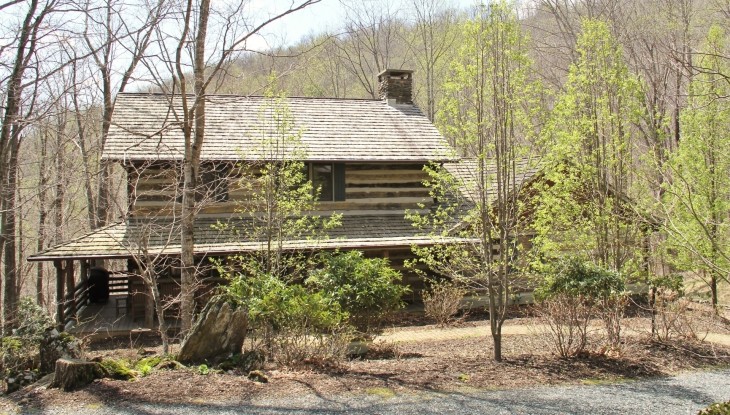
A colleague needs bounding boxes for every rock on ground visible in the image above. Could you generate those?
[39,328,81,374]
[178,298,248,363]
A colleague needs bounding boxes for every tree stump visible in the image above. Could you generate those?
[49,358,101,391]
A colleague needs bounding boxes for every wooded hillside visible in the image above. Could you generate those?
[0,0,728,325]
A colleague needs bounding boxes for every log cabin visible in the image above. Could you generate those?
[27,69,464,333]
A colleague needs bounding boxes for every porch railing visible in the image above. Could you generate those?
[61,272,131,328]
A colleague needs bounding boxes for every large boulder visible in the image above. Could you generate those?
[177,298,248,363]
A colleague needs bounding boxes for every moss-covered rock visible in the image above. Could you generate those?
[98,359,137,380]
[699,402,730,415]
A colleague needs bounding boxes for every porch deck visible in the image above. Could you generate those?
[69,294,180,338]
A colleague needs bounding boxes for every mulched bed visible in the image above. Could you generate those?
[3,315,730,412]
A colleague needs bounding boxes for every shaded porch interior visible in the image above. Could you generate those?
[46,258,220,337]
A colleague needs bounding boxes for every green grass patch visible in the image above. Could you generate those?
[457,373,470,383]
[365,387,396,398]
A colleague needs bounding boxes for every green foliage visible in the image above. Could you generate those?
[222,270,353,365]
[535,258,625,302]
[136,363,153,377]
[533,19,645,276]
[225,271,347,333]
[0,336,26,378]
[663,26,730,305]
[438,1,542,152]
[13,297,53,343]
[412,1,544,362]
[197,364,210,375]
[134,356,163,377]
[99,359,137,380]
[307,251,409,333]
[218,80,341,282]
[698,401,730,415]
[1,297,54,378]
[650,273,684,298]
[136,355,163,368]
[535,258,628,355]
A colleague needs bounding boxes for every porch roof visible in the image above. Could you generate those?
[28,214,468,262]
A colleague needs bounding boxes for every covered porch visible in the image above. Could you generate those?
[34,257,191,336]
[27,215,469,336]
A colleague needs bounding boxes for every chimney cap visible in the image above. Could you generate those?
[377,69,414,79]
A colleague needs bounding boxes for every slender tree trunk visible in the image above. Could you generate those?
[178,0,211,331]
[148,275,169,354]
[53,115,66,256]
[0,0,41,329]
[37,161,48,305]
[1,136,20,327]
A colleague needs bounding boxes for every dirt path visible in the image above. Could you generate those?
[378,321,730,346]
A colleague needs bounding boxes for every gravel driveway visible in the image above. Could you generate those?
[22,369,730,415]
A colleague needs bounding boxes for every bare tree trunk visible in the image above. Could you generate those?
[53,113,67,256]
[148,276,169,354]
[177,0,210,331]
[171,0,318,330]
[0,0,44,328]
[36,144,49,304]
[1,135,20,327]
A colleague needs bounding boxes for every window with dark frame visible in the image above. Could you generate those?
[307,162,345,202]
[311,163,334,201]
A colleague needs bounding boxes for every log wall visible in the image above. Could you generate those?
[128,162,433,216]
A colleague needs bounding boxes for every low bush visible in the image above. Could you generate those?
[197,364,210,375]
[134,356,163,377]
[533,293,592,357]
[1,298,54,380]
[224,272,353,366]
[307,251,409,333]
[422,279,467,326]
[649,274,697,341]
[534,258,626,357]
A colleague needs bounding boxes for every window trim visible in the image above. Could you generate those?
[307,162,345,202]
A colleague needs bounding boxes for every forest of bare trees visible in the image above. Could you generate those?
[0,0,728,332]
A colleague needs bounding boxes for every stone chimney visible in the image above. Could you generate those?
[377,69,413,105]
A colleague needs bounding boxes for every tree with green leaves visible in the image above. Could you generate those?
[410,1,542,362]
[662,26,730,308]
[147,0,319,331]
[532,19,645,276]
[221,84,340,283]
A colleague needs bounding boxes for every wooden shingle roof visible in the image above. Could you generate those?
[28,214,469,261]
[103,93,456,163]
[443,158,541,203]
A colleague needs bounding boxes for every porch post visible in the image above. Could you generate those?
[54,260,64,330]
[145,286,154,329]
[79,260,89,307]
[65,260,75,322]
